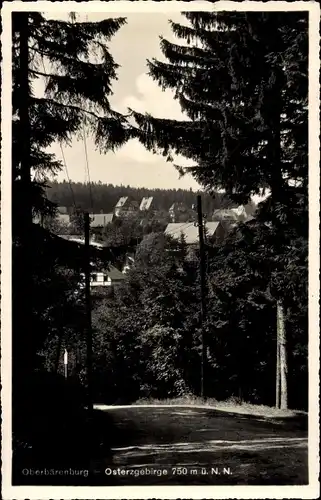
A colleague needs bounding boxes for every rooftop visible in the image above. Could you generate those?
[115,196,129,208]
[90,213,114,228]
[165,222,220,245]
[140,197,153,211]
[106,265,126,281]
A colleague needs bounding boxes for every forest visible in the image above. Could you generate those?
[11,9,309,476]
[46,180,236,215]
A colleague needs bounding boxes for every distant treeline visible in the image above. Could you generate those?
[46,181,236,215]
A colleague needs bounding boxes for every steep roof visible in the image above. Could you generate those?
[165,222,220,245]
[140,197,153,211]
[106,265,126,281]
[90,213,114,228]
[115,196,129,209]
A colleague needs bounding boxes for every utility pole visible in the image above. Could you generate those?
[84,212,93,413]
[276,318,281,408]
[268,68,288,410]
[197,195,207,399]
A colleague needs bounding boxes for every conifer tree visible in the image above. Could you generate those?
[131,11,308,207]
[12,11,132,227]
[130,12,308,408]
[12,11,132,388]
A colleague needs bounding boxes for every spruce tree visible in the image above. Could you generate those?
[131,11,308,207]
[130,12,308,408]
[12,11,131,228]
[12,11,132,419]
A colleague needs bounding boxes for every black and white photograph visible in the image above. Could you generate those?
[1,1,320,499]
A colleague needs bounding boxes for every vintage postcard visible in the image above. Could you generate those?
[1,1,320,499]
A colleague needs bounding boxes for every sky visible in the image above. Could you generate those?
[43,12,201,191]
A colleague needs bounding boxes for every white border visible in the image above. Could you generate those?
[1,2,320,499]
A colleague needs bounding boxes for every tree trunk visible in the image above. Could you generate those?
[276,322,280,408]
[277,301,288,409]
[14,13,33,384]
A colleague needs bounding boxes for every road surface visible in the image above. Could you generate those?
[13,404,307,486]
[90,405,308,485]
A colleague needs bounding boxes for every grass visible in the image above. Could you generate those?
[134,395,307,419]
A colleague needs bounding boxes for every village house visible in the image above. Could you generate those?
[139,197,155,212]
[90,265,126,288]
[114,196,139,217]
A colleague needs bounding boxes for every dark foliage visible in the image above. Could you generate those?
[12,11,133,469]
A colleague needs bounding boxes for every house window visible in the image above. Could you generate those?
[103,275,108,282]
[91,274,97,282]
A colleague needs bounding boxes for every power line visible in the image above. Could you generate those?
[40,55,77,211]
[82,127,94,214]
[197,195,207,399]
[59,143,77,210]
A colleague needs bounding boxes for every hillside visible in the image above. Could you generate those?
[46,181,239,215]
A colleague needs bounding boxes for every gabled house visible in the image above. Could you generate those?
[90,265,126,288]
[114,196,128,216]
[139,197,154,212]
[114,196,139,217]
